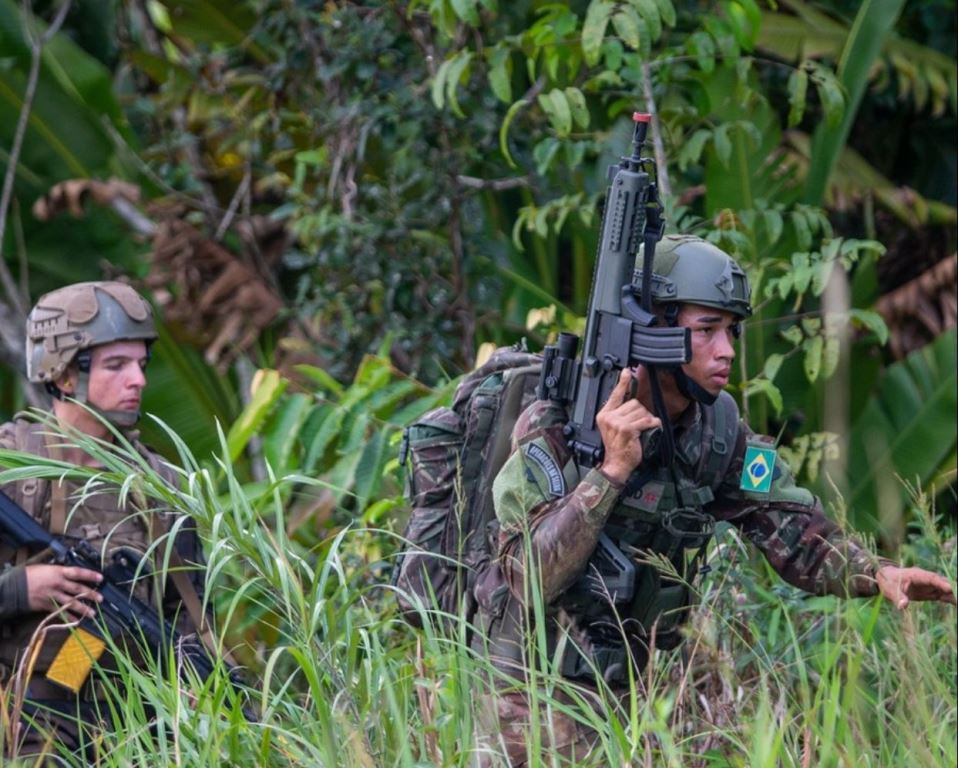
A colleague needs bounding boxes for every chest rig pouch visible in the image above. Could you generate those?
[562,392,739,677]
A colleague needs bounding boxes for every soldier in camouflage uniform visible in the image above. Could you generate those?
[474,236,955,767]
[0,282,207,763]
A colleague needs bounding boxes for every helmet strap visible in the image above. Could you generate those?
[71,351,141,429]
[662,303,718,406]
[672,367,718,406]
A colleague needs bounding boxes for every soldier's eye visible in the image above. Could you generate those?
[730,323,741,339]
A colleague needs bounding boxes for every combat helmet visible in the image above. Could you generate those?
[26,281,156,427]
[635,234,752,404]
[636,234,752,319]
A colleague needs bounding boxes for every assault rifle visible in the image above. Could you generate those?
[537,112,690,467]
[0,489,254,720]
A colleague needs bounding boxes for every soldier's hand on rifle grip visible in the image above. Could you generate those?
[26,564,103,620]
[596,368,662,485]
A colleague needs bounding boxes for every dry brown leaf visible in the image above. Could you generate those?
[876,253,957,358]
[32,178,141,221]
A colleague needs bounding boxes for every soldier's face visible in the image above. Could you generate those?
[84,341,149,414]
[677,304,739,397]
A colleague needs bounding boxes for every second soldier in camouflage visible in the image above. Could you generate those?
[472,235,956,767]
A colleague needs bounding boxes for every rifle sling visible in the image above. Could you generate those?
[147,515,236,667]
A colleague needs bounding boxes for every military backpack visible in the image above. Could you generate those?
[392,344,541,632]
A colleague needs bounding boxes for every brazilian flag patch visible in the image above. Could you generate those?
[740,444,777,493]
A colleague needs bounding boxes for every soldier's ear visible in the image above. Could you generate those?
[55,371,75,395]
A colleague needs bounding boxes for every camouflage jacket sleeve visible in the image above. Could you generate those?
[0,420,30,620]
[710,422,893,598]
[492,400,624,604]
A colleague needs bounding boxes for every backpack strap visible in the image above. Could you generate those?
[9,419,54,566]
[700,392,740,491]
[40,430,69,537]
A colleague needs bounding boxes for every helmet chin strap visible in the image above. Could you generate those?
[661,304,718,406]
[72,367,141,430]
[671,367,718,406]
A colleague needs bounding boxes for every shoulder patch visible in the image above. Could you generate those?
[524,442,567,497]
[740,443,777,493]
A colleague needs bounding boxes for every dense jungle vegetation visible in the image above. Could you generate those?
[0,1,955,765]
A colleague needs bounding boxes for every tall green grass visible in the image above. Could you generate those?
[0,415,954,767]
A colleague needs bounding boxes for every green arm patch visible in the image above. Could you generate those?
[740,444,777,494]
[522,440,568,498]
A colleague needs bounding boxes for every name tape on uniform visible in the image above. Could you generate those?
[740,444,777,494]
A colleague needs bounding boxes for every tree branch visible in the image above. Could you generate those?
[641,63,671,201]
[456,174,533,191]
[0,1,72,407]
[0,0,73,321]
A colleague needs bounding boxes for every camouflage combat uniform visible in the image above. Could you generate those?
[472,395,891,766]
[0,414,206,762]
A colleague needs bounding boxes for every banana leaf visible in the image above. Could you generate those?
[844,327,957,535]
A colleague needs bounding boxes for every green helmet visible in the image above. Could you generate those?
[636,234,752,319]
[26,281,156,383]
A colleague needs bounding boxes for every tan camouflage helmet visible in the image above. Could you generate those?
[26,281,156,383]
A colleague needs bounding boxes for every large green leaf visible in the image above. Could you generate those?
[157,1,270,63]
[226,369,288,461]
[804,0,906,206]
[844,328,958,533]
[784,131,957,227]
[139,322,240,461]
[0,1,123,193]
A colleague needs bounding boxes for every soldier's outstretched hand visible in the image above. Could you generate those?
[597,367,661,485]
[875,565,956,610]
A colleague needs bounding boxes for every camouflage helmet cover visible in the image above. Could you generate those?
[26,281,156,383]
[635,234,752,318]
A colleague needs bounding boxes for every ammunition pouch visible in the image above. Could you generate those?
[650,506,714,555]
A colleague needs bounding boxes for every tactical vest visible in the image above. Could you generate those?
[0,417,176,681]
[483,392,740,685]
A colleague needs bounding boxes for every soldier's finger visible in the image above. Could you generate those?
[63,579,103,602]
[640,414,663,431]
[896,577,910,609]
[913,572,955,603]
[52,592,78,612]
[63,567,103,585]
[603,369,633,409]
[63,600,96,622]
[611,398,645,417]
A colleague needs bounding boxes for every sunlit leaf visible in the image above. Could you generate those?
[582,0,614,67]
[803,334,823,381]
[787,66,808,127]
[227,369,288,461]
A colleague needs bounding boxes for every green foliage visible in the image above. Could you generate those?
[804,0,907,206]
[227,352,454,536]
[0,0,143,292]
[3,419,954,766]
[0,0,954,579]
[845,328,958,535]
